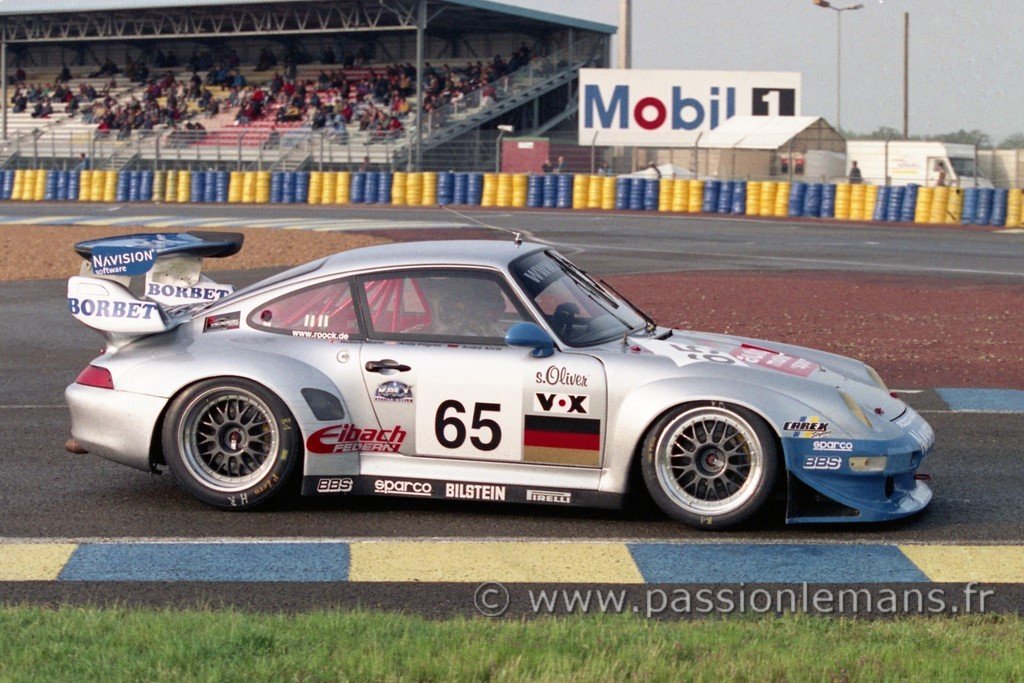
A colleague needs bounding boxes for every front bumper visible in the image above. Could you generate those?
[65,383,167,472]
[782,408,935,524]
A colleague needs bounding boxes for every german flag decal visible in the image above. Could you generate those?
[523,415,601,467]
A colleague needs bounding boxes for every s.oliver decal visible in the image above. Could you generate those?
[535,365,590,387]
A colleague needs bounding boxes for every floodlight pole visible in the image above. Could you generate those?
[813,2,863,131]
[412,0,426,171]
[1,34,7,141]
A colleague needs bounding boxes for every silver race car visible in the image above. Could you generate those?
[65,233,934,528]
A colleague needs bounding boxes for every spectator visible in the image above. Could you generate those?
[848,160,863,184]
[554,156,567,173]
[541,159,553,174]
[597,161,611,175]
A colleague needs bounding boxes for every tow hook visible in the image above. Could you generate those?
[65,438,89,454]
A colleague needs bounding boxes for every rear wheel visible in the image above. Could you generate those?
[162,378,300,509]
[641,404,777,529]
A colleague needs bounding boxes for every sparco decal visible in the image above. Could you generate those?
[803,456,842,471]
[535,366,589,387]
[812,440,853,452]
[373,479,432,496]
[525,489,572,504]
[444,483,506,501]
[534,392,589,415]
[91,246,156,276]
[306,424,407,454]
[316,477,354,493]
[68,297,158,319]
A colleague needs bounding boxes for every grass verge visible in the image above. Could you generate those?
[1,608,1022,681]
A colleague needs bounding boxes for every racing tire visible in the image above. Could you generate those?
[162,378,301,510]
[641,403,778,530]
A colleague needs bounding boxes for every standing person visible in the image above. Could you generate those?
[554,156,567,173]
[541,159,552,174]
[934,161,948,187]
[597,161,611,175]
[848,160,863,184]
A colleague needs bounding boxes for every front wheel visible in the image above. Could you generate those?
[641,404,777,529]
[162,378,300,509]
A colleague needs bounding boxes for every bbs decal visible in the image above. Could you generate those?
[803,456,842,471]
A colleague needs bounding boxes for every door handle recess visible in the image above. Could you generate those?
[365,359,411,373]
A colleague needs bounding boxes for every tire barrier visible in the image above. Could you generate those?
[929,186,949,224]
[974,187,994,226]
[774,182,790,217]
[991,188,1008,227]
[422,172,438,206]
[873,187,890,222]
[788,182,806,217]
[453,173,469,206]
[482,173,498,208]
[899,184,918,223]
[526,174,543,208]
[390,171,407,205]
[745,181,760,216]
[820,183,835,219]
[961,188,979,225]
[715,180,732,214]
[437,171,454,206]
[574,174,590,210]
[850,183,866,220]
[588,175,603,209]
[834,183,851,220]
[542,174,557,209]
[673,178,690,213]
[864,185,879,221]
[1007,188,1022,227]
[614,177,629,210]
[701,179,719,213]
[511,173,528,208]
[332,171,349,205]
[270,172,284,203]
[731,182,746,215]
[308,171,323,205]
[405,172,422,206]
[803,183,822,218]
[1,170,14,200]
[190,171,206,203]
[364,171,379,205]
[914,187,933,223]
[349,172,365,204]
[601,176,616,211]
[497,173,513,208]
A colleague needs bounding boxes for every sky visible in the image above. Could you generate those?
[509,0,1024,142]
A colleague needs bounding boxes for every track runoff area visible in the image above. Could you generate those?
[2,203,1024,618]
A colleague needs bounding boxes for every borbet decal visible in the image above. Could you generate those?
[147,282,233,304]
[307,423,408,454]
[90,246,156,276]
[523,415,601,467]
[534,392,589,415]
[69,297,159,320]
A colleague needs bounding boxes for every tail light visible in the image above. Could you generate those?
[76,365,114,389]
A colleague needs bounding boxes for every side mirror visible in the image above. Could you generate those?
[505,322,555,358]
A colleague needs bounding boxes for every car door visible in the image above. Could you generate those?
[354,267,608,469]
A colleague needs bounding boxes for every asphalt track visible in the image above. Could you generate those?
[2,203,1024,614]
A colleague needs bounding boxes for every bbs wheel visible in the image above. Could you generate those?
[162,378,300,509]
[641,404,777,529]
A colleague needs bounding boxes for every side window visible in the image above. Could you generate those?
[360,270,529,342]
[249,279,361,340]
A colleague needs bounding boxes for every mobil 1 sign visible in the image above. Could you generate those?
[579,69,801,147]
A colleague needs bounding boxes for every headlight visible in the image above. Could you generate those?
[849,456,887,472]
[840,390,872,429]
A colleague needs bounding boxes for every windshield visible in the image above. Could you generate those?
[949,157,981,178]
[510,250,649,345]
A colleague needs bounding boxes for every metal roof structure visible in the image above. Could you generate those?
[0,0,615,43]
[699,116,836,150]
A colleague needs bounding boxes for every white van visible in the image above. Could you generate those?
[845,141,993,188]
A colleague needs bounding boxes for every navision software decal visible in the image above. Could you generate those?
[91,246,156,276]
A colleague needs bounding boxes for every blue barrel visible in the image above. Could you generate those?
[67,171,79,200]
[557,174,574,208]
[991,188,1009,226]
[961,187,978,225]
[214,171,229,202]
[714,180,732,214]
[350,172,365,204]
[542,174,558,208]
[467,172,484,205]
[453,172,469,205]
[1,170,13,200]
[803,183,822,218]
[140,171,153,201]
[115,171,130,202]
[885,186,905,222]
[628,177,645,210]
[54,170,67,200]
[642,178,659,211]
[974,188,994,226]
[43,170,57,200]
[126,171,139,202]
[377,172,392,204]
[788,182,807,217]
[701,180,720,213]
[363,171,379,204]
[201,171,215,203]
[282,172,297,203]
[294,171,310,203]
[872,187,889,221]
[270,172,284,203]
[436,171,453,206]
[526,174,543,208]
[820,183,837,218]
[899,184,918,222]
[614,177,630,210]
[731,181,747,214]
[189,171,205,203]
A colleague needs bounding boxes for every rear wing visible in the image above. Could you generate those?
[69,231,243,348]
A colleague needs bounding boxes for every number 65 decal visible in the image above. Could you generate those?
[435,400,502,451]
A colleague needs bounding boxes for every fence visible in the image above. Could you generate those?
[0,167,1020,228]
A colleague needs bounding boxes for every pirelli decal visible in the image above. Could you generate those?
[523,415,601,467]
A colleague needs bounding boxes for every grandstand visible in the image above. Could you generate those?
[0,0,614,172]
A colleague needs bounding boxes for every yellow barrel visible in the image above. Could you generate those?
[687,180,704,213]
[90,169,105,201]
[391,172,407,205]
[834,183,851,220]
[672,177,689,212]
[78,170,93,201]
[177,170,191,203]
[601,176,616,210]
[914,187,933,223]
[745,182,761,216]
[405,172,423,206]
[481,173,497,207]
[102,170,117,202]
[512,173,528,208]
[321,172,337,205]
[335,171,351,205]
[863,185,878,221]
[849,183,866,220]
[241,171,256,203]
[152,171,166,203]
[497,173,514,208]
[945,188,963,223]
[929,186,949,224]
[658,178,673,211]
[163,169,177,203]
[1006,188,1022,227]
[759,181,776,216]
[227,171,243,203]
[308,171,323,205]
[586,175,602,209]
[773,182,790,217]
[571,174,589,209]
[422,172,438,205]
[255,171,271,204]
[32,170,46,201]
[11,169,25,201]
